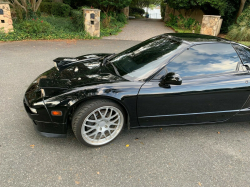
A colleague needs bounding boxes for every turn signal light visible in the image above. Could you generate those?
[51,111,62,116]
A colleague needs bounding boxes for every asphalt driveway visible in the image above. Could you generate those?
[1,39,250,187]
[104,19,174,41]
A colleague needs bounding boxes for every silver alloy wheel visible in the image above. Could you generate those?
[81,106,124,146]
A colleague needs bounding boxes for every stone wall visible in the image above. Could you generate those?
[0,2,13,33]
[200,15,223,36]
[83,9,101,37]
[164,5,204,23]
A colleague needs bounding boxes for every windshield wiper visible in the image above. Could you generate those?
[102,53,116,66]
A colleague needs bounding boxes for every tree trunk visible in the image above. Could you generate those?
[236,0,246,23]
[53,0,63,3]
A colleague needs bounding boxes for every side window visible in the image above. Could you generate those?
[161,43,240,78]
[232,44,250,64]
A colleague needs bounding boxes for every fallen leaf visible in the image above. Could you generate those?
[126,144,129,147]
[97,172,100,175]
[30,145,35,148]
[198,182,202,186]
[217,132,220,134]
[75,181,80,184]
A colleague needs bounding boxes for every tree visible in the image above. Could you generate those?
[8,0,43,18]
[236,0,247,22]
[91,0,132,13]
[131,0,161,8]
[166,0,228,16]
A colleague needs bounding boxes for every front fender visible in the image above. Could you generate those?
[44,82,143,127]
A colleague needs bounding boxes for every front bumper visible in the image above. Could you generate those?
[32,120,67,138]
[24,98,67,138]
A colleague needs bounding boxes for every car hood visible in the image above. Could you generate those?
[39,53,126,88]
[25,53,127,106]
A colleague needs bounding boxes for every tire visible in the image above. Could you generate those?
[72,99,125,147]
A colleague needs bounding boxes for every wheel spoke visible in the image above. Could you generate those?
[93,133,98,140]
[88,131,97,137]
[111,117,120,123]
[108,130,112,136]
[86,119,97,123]
[110,113,118,119]
[84,124,96,128]
[98,109,103,117]
[103,108,108,118]
[93,113,97,120]
[85,128,94,134]
[102,132,106,138]
[110,123,119,126]
[108,109,113,118]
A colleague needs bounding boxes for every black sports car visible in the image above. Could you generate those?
[24,33,250,147]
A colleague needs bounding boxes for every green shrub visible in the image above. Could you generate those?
[51,3,71,17]
[227,5,250,41]
[100,12,127,37]
[165,13,201,33]
[116,13,127,24]
[40,2,71,17]
[40,2,53,15]
[43,16,75,32]
[71,10,84,32]
[0,16,94,41]
[166,13,178,27]
[17,19,53,35]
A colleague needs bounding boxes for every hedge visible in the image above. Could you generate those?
[40,2,72,17]
[71,10,84,32]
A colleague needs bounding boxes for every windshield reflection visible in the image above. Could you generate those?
[108,34,187,81]
[167,43,241,77]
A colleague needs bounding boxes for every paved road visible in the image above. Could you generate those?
[1,40,250,187]
[104,19,174,41]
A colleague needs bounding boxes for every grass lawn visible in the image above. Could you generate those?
[173,28,193,33]
[167,26,198,34]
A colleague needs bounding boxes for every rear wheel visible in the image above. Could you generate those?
[72,100,125,147]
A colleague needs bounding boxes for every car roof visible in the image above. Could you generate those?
[166,33,230,45]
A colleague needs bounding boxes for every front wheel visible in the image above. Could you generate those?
[72,100,125,147]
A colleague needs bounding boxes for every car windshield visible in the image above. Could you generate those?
[106,34,187,81]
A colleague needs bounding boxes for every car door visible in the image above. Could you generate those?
[137,43,250,126]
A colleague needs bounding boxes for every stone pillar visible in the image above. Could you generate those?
[0,2,13,33]
[200,15,223,36]
[83,9,101,37]
[122,6,129,18]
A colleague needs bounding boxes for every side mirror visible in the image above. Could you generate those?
[159,72,182,88]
